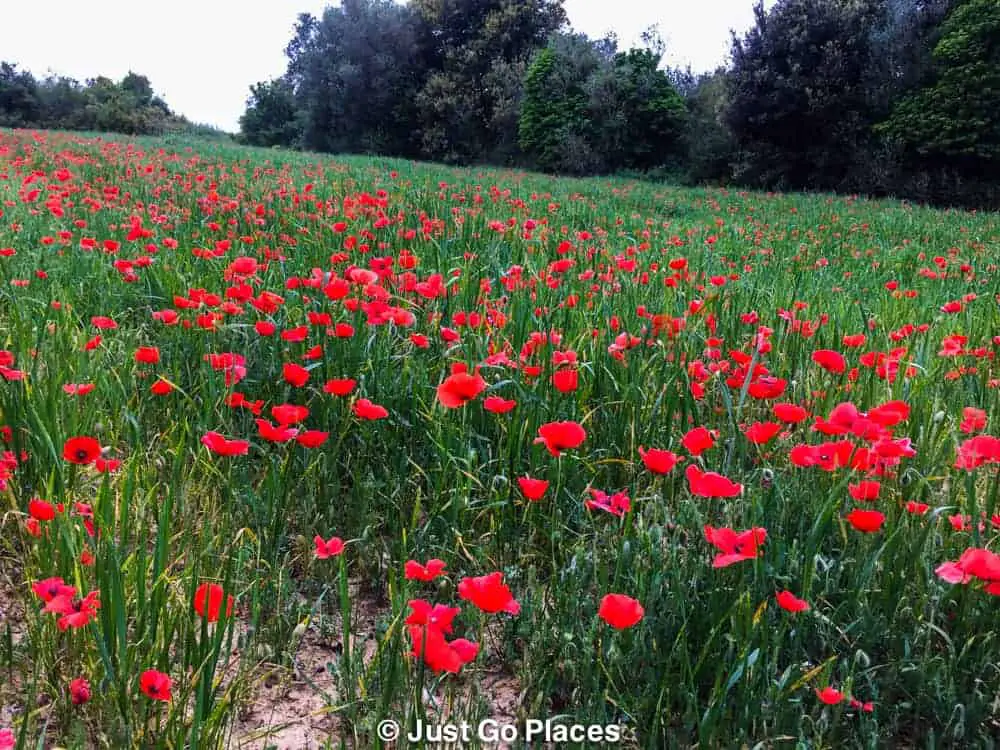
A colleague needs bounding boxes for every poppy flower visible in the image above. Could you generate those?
[353,398,388,420]
[845,509,885,533]
[638,447,681,475]
[407,622,478,674]
[534,421,586,457]
[585,488,631,517]
[255,320,276,336]
[193,582,234,622]
[848,481,881,501]
[597,594,644,629]
[69,676,91,705]
[457,572,520,615]
[812,349,846,374]
[816,686,844,705]
[134,346,160,364]
[140,669,172,702]
[773,403,808,423]
[314,535,345,558]
[255,419,298,442]
[32,576,76,603]
[960,407,988,434]
[63,436,101,465]
[150,378,174,395]
[46,590,100,630]
[552,368,578,393]
[1,728,14,749]
[404,559,447,582]
[775,591,810,613]
[744,421,782,444]
[28,497,57,521]
[272,404,309,424]
[681,426,715,456]
[517,476,549,501]
[405,599,460,633]
[201,432,249,456]
[437,371,487,409]
[686,465,743,498]
[703,525,767,567]
[484,395,516,414]
[323,378,356,396]
[296,430,329,448]
[283,362,310,387]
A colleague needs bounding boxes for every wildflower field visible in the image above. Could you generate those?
[1,129,1000,749]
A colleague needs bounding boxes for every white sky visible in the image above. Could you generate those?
[1,0,773,133]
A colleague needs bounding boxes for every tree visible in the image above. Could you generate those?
[518,33,606,173]
[585,47,687,172]
[879,0,1000,168]
[0,63,41,127]
[239,78,301,147]
[726,0,884,189]
[278,0,425,156]
[411,0,567,162]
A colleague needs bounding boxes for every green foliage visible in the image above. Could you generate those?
[726,0,885,189]
[238,78,301,148]
[0,64,188,135]
[879,0,1000,166]
[518,32,686,175]
[585,47,687,172]
[282,0,425,157]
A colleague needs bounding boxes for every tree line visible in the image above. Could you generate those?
[0,65,223,137]
[241,0,999,208]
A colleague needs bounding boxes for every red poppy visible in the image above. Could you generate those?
[744,421,782,444]
[407,622,478,674]
[323,378,356,396]
[140,669,172,702]
[255,419,298,442]
[90,316,117,330]
[437,371,487,409]
[960,407,988,434]
[63,436,101,465]
[283,362,310,387]
[353,398,388,420]
[703,525,767,567]
[484,395,516,413]
[534,421,586,457]
[404,559,447,581]
[585,488,631,517]
[457,572,520,615]
[150,378,174,395]
[552,368,578,393]
[296,430,329,448]
[812,349,846,374]
[845,508,885,533]
[134,346,160,364]
[517,476,549,501]
[848,481,881,501]
[681,426,715,456]
[314,535,345,558]
[773,403,808,423]
[193,582,234,622]
[597,594,644,629]
[775,591,810,613]
[200,432,250,456]
[686,465,743,498]
[69,676,91,705]
[816,686,844,705]
[28,497,57,521]
[271,404,309,424]
[638,447,681,475]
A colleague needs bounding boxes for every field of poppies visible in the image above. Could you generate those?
[1,129,999,748]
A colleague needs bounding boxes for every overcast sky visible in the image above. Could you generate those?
[2,0,773,133]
